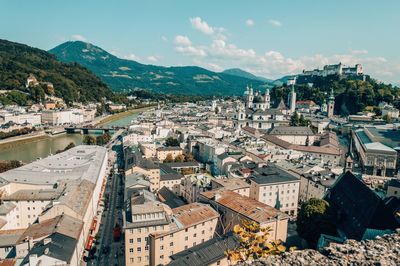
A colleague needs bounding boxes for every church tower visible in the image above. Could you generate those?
[327,88,335,118]
[246,85,254,108]
[264,88,271,109]
[288,78,296,114]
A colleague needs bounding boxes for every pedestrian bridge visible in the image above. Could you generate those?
[65,126,126,134]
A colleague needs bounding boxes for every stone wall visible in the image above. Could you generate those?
[246,230,400,265]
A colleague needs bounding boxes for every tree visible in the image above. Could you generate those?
[289,112,299,126]
[164,153,174,163]
[382,114,392,123]
[55,142,75,154]
[165,137,180,147]
[83,135,96,145]
[226,220,288,264]
[96,133,111,146]
[174,154,185,163]
[296,198,336,247]
[183,153,195,162]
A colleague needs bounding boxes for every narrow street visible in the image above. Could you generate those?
[81,135,125,266]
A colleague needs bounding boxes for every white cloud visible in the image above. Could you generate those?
[147,55,158,63]
[173,17,399,84]
[268,19,282,27]
[175,46,207,57]
[210,39,256,59]
[123,53,141,61]
[161,36,168,42]
[174,35,192,46]
[246,19,254,27]
[71,34,87,41]
[190,17,214,35]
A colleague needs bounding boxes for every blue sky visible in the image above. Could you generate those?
[1,0,399,83]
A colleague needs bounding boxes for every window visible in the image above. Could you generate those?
[129,248,134,253]
[137,257,141,262]
[185,228,188,232]
[194,225,197,229]
[137,247,141,252]
[27,207,30,210]
[193,242,196,246]
[160,245,164,250]
[145,256,149,261]
[185,236,188,241]
[130,258,134,263]
[137,238,141,243]
[160,255,164,259]
[202,230,205,235]
[129,238,133,243]
[202,222,205,226]
[28,215,31,218]
[170,242,174,246]
[202,239,205,243]
[217,261,221,265]
[193,233,197,237]
[145,245,149,251]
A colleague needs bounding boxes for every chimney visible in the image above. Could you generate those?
[214,193,221,201]
[43,238,52,245]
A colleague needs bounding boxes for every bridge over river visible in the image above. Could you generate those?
[65,126,126,134]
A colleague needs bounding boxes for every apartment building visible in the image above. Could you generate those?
[199,190,289,242]
[0,145,108,264]
[124,191,172,266]
[124,191,219,266]
[211,178,250,197]
[248,165,300,216]
[149,203,219,265]
[156,147,183,161]
[125,159,161,192]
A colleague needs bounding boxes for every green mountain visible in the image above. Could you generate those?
[0,39,113,104]
[49,41,268,95]
[222,68,273,83]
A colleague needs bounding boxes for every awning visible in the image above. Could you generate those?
[91,218,98,231]
[85,236,94,250]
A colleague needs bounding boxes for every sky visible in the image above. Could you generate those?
[1,0,400,83]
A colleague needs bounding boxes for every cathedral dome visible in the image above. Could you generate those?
[253,95,264,103]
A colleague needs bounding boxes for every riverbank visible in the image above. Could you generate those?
[0,105,154,151]
[96,105,154,126]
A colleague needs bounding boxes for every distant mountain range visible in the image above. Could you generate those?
[222,68,273,83]
[49,41,274,95]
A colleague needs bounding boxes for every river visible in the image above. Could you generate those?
[0,112,139,162]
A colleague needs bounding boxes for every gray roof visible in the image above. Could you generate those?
[158,187,186,209]
[163,162,200,168]
[125,172,151,189]
[21,233,77,265]
[0,202,16,215]
[270,126,314,136]
[250,165,299,185]
[0,145,107,186]
[168,233,239,266]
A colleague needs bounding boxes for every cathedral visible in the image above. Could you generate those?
[234,85,289,130]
